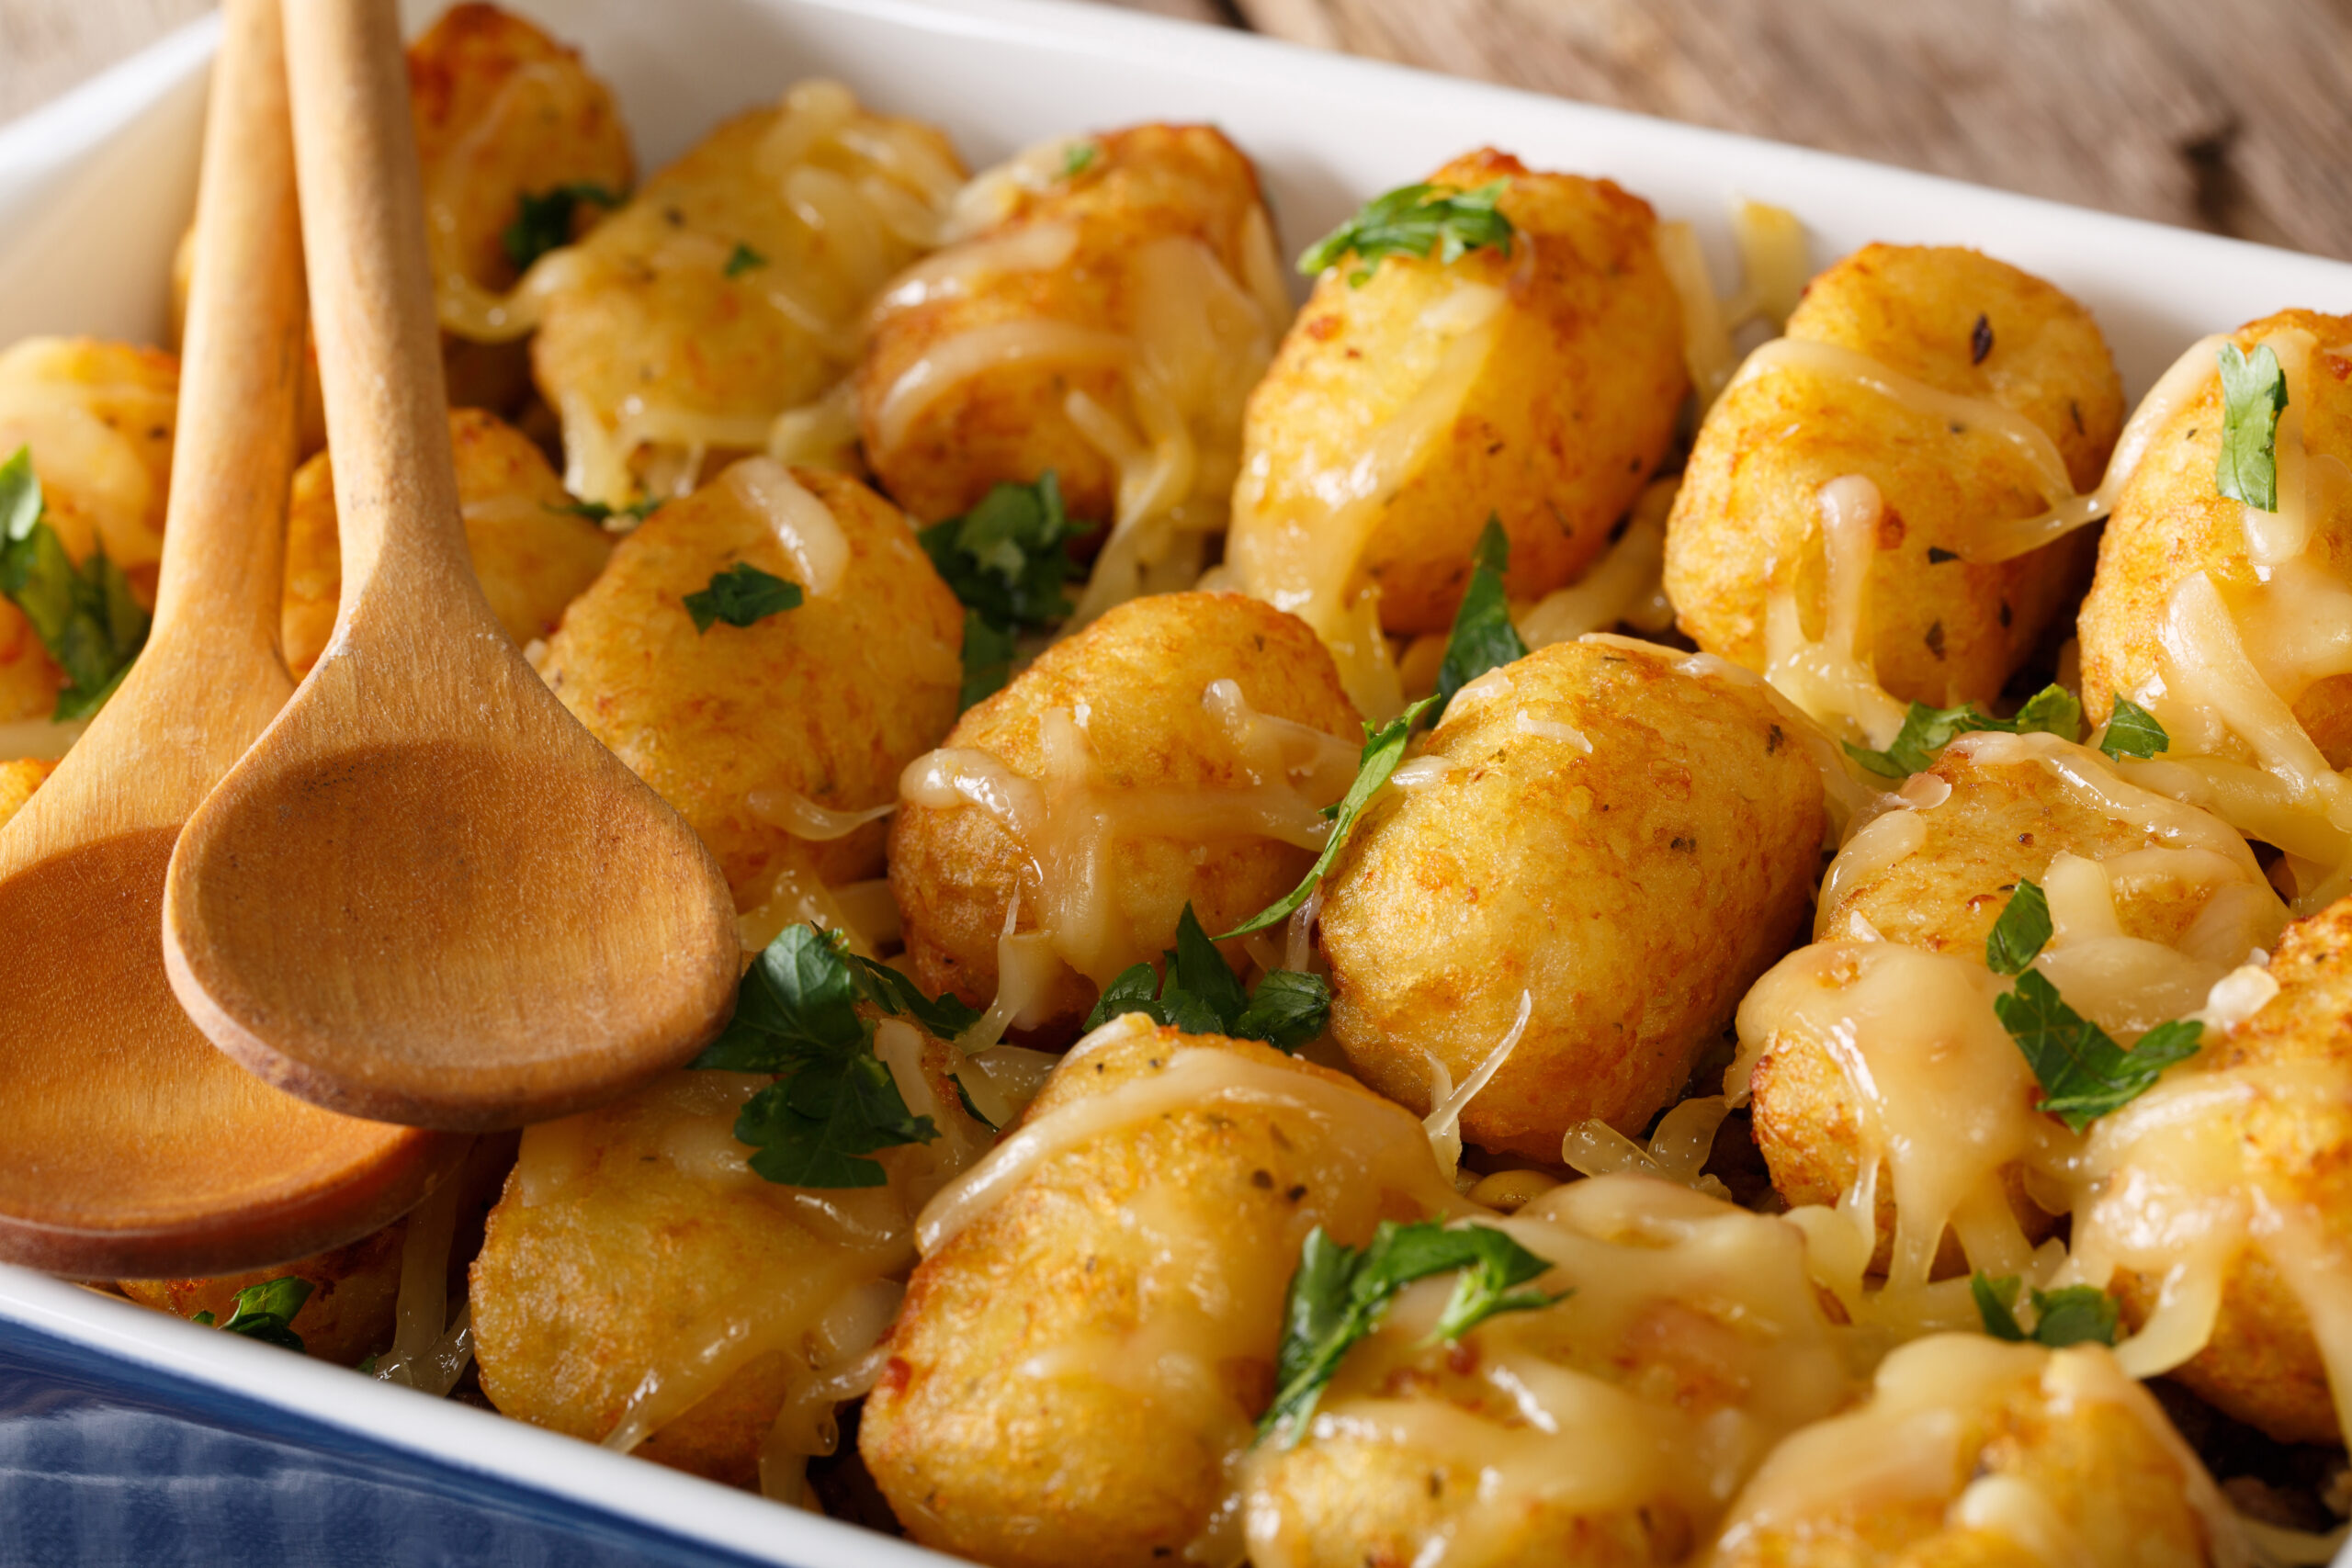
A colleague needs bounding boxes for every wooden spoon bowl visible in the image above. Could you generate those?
[0,0,460,1279]
[161,0,739,1132]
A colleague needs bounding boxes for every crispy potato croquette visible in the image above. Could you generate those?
[1318,637,1824,1159]
[1708,1336,2246,1567]
[1240,1177,1859,1568]
[2077,310,2352,763]
[859,122,1283,530]
[282,408,610,676]
[0,759,54,832]
[888,591,1361,1039]
[1229,149,1686,641]
[0,338,179,720]
[539,459,963,905]
[534,82,960,506]
[1664,244,2122,714]
[859,1021,1463,1568]
[473,1021,988,1490]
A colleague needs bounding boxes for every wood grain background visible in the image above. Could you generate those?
[4,0,2349,259]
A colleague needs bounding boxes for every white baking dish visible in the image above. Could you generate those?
[0,1,2346,1562]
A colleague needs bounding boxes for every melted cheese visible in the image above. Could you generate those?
[1227,274,1512,720]
[374,1153,477,1397]
[1656,200,1808,407]
[1561,1093,1732,1200]
[899,685,1354,989]
[721,457,849,594]
[1243,1176,1860,1568]
[1711,1336,2251,1568]
[1515,477,1679,647]
[1761,472,1910,746]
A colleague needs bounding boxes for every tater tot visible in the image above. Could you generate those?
[539,460,963,905]
[888,591,1361,1038]
[472,1018,988,1490]
[1240,1176,1858,1568]
[0,759,54,832]
[119,1226,404,1368]
[1708,1335,2247,1567]
[858,122,1283,531]
[281,408,610,676]
[1318,637,1824,1159]
[533,82,961,506]
[858,1021,1464,1568]
[1743,731,2284,1276]
[1664,244,2122,716]
[0,338,178,720]
[2076,310,2352,766]
[1228,149,1686,650]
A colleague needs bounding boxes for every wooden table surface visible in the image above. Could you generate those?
[4,0,2349,260]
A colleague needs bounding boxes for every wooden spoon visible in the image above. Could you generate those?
[0,0,465,1278]
[161,0,740,1132]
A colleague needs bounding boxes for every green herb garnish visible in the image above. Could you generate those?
[690,924,941,1188]
[2098,696,2169,761]
[684,562,803,633]
[1061,142,1099,178]
[956,610,1019,712]
[547,497,660,526]
[191,1276,313,1351]
[1083,904,1330,1053]
[1841,683,2081,780]
[1983,882,2205,1132]
[502,181,623,273]
[1972,1273,2120,1348]
[1299,180,1514,288]
[723,242,767,278]
[919,472,1098,635]
[2216,342,2288,513]
[0,446,149,720]
[1220,695,1439,940]
[1432,515,1527,719]
[1261,1219,1562,1444]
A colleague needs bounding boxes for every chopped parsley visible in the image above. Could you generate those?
[2098,696,2169,761]
[1972,1273,2120,1348]
[920,473,1100,712]
[1842,682,2080,780]
[1432,515,1528,719]
[502,181,623,273]
[956,611,1019,712]
[1260,1219,1562,1444]
[191,1276,312,1351]
[1084,904,1330,1053]
[1984,881,2205,1133]
[684,562,802,632]
[1298,180,1514,288]
[1220,694,1439,940]
[0,446,149,720]
[2215,341,2288,513]
[723,242,767,278]
[547,497,660,526]
[689,924,941,1188]
[1061,141,1099,179]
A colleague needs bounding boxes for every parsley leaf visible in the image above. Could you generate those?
[2216,342,2288,513]
[1062,142,1099,178]
[0,446,149,720]
[1299,180,1515,288]
[1432,515,1528,719]
[547,497,660,526]
[1983,878,2052,976]
[1996,968,2204,1133]
[1842,682,2081,780]
[2098,696,2168,761]
[723,243,767,278]
[1081,904,1331,1052]
[956,610,1018,713]
[684,562,802,633]
[502,181,623,273]
[919,472,1098,634]
[1972,1273,2120,1348]
[1260,1219,1562,1443]
[690,924,940,1188]
[192,1276,313,1351]
[844,951,985,1041]
[1221,695,1440,940]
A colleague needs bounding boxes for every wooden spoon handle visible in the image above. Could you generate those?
[281,0,471,630]
[147,0,304,665]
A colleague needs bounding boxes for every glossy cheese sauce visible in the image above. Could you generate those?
[899,683,1357,988]
[1710,1335,2251,1567]
[509,81,956,505]
[1228,272,1515,719]
[1761,471,1911,747]
[1242,1176,1860,1568]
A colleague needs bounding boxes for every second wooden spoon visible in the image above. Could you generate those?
[161,0,739,1131]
